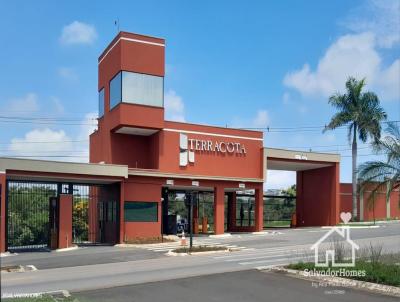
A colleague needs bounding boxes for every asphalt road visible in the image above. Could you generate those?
[1,223,399,295]
[74,270,397,302]
[0,245,164,270]
[2,223,399,270]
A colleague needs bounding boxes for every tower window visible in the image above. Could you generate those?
[109,71,163,110]
[98,88,104,117]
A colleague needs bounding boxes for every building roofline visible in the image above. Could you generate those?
[265,147,340,163]
[0,157,128,179]
[98,31,165,62]
[164,120,263,137]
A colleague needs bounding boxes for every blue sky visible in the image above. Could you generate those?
[0,0,399,189]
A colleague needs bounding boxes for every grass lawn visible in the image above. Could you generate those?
[287,259,400,287]
[264,221,291,228]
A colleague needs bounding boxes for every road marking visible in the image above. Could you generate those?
[224,250,309,262]
[239,255,307,265]
[213,245,311,259]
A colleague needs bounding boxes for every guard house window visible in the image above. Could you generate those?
[98,88,104,117]
[124,201,158,222]
[109,71,163,110]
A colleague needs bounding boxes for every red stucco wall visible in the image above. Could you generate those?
[123,179,162,240]
[58,194,73,249]
[340,183,400,221]
[296,163,339,226]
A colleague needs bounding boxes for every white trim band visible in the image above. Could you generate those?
[163,128,263,141]
[99,36,165,64]
[128,169,264,183]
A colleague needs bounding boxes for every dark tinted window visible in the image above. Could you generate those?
[124,201,158,222]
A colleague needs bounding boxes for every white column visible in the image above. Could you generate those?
[386,183,391,219]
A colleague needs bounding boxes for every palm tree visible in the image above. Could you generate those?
[324,77,387,220]
[358,122,400,221]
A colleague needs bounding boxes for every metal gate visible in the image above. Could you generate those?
[72,184,119,245]
[6,181,120,251]
[263,195,296,228]
[7,181,57,251]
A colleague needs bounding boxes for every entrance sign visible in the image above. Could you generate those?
[179,133,247,167]
[188,138,247,154]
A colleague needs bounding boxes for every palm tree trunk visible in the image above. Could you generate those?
[352,124,358,220]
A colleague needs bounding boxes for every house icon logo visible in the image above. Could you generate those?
[310,212,359,267]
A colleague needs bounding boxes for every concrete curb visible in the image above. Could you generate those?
[1,265,38,273]
[115,242,178,248]
[55,246,79,252]
[251,231,282,235]
[262,266,400,298]
[208,233,232,238]
[166,249,231,257]
[115,243,141,248]
[0,252,16,258]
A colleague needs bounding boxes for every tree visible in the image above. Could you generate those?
[358,122,400,221]
[282,185,296,197]
[324,77,387,220]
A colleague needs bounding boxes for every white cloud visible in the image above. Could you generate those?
[78,112,98,140]
[60,21,97,45]
[252,110,269,128]
[264,170,296,190]
[7,93,39,114]
[284,32,400,101]
[342,0,400,48]
[58,67,78,81]
[231,109,270,129]
[164,90,185,122]
[8,129,73,159]
[6,112,97,162]
[73,112,98,162]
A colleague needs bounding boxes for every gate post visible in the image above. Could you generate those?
[0,173,6,252]
[214,185,225,235]
[254,186,264,232]
[58,194,73,249]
